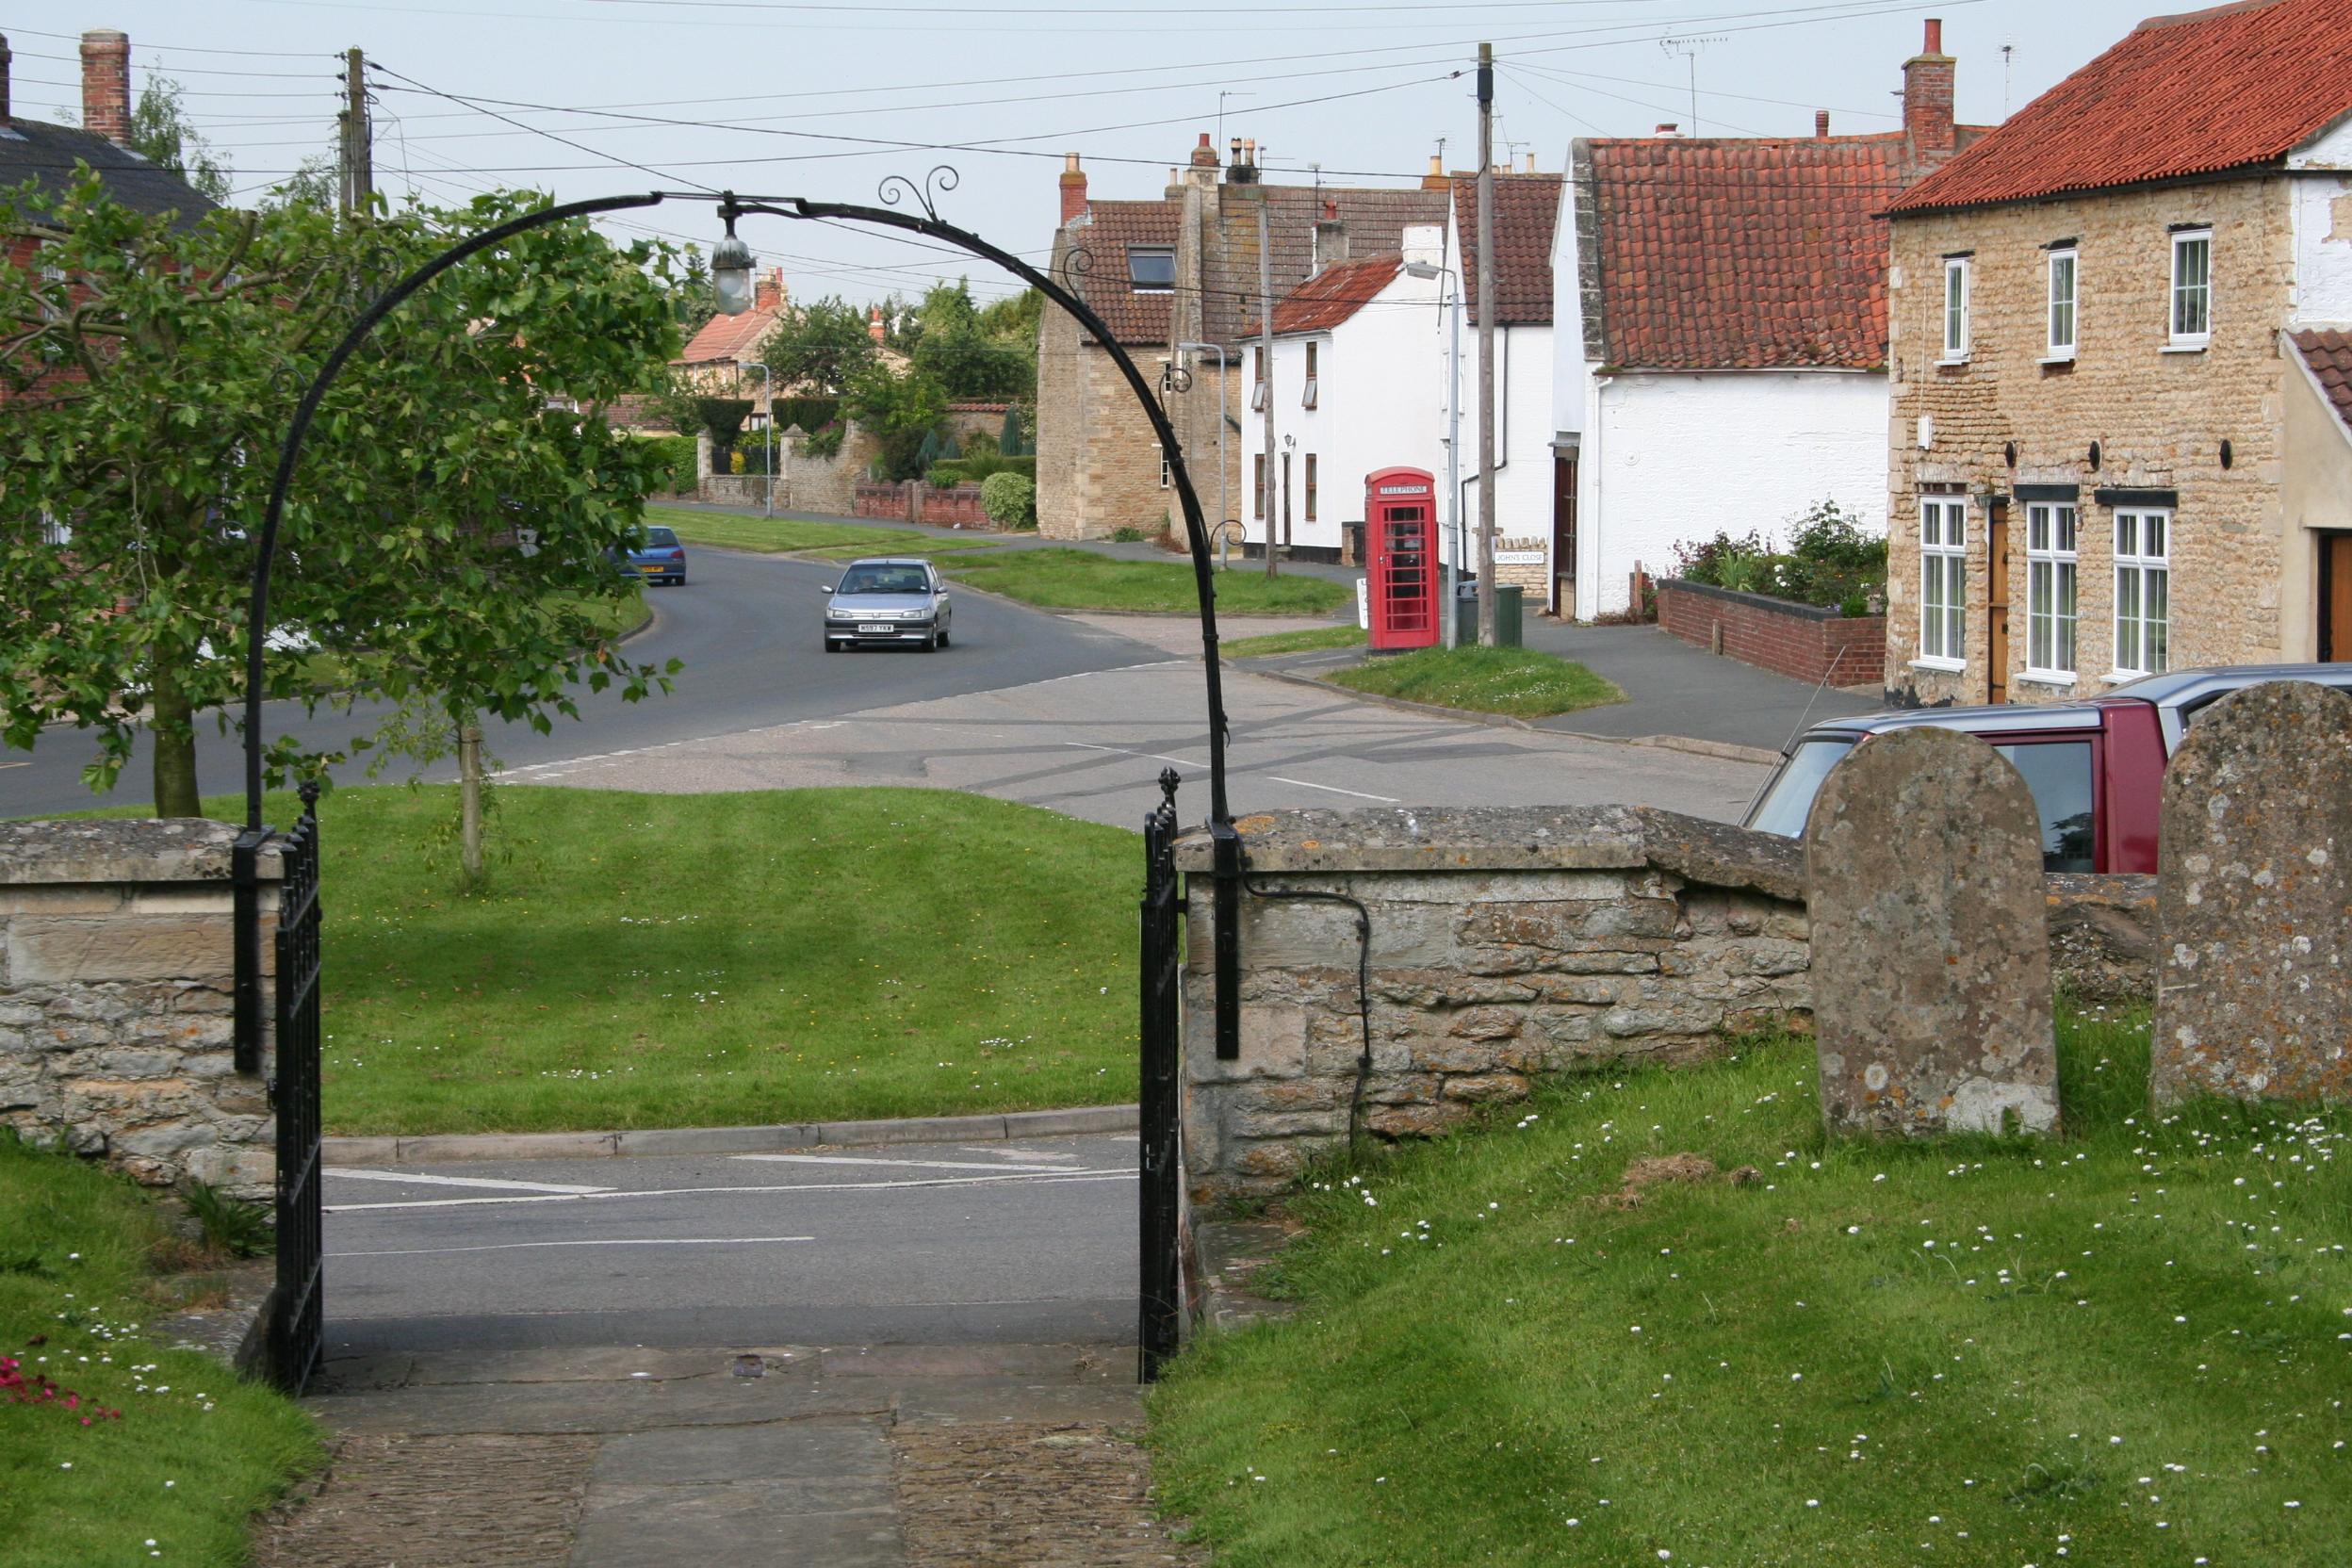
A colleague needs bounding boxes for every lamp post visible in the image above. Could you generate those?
[1403,258,1462,649]
[747,360,776,517]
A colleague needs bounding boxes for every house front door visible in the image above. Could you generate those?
[1552,453,1578,617]
[2322,533,2352,662]
[1985,499,2011,704]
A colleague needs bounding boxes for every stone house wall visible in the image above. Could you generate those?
[1886,176,2294,702]
[1658,579,1887,686]
[1174,805,2159,1199]
[1037,332,1182,540]
[1,820,283,1200]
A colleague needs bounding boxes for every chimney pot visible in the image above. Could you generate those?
[1058,150,1088,224]
[1189,131,1218,169]
[1522,153,1535,172]
[1815,109,1831,138]
[80,29,132,148]
[1655,122,1680,138]
[1422,153,1448,190]
[1903,17,1956,154]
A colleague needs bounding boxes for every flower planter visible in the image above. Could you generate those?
[1656,577,1885,688]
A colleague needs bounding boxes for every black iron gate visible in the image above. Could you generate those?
[1138,768,1185,1380]
[237,783,325,1393]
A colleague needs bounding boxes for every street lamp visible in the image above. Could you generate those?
[710,217,757,317]
[1403,257,1463,649]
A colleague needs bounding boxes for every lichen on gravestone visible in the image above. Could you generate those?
[2152,680,2352,1107]
[1805,727,2060,1136]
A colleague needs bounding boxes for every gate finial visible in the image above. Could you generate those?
[1157,766,1181,810]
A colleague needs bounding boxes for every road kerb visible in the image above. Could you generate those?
[323,1104,1141,1165]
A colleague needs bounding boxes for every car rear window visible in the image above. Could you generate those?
[1743,737,1856,839]
[1993,741,2096,873]
[644,526,679,547]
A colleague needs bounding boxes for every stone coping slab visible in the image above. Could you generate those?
[0,816,286,885]
[1174,803,1805,903]
[321,1102,1138,1165]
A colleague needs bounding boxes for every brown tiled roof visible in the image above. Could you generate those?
[2294,329,2352,436]
[1247,253,1403,335]
[677,303,782,365]
[1064,200,1181,347]
[1890,0,2352,215]
[1582,133,1944,371]
[1452,173,1563,326]
[1200,186,1450,347]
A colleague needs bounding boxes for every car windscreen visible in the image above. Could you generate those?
[644,526,679,547]
[837,565,928,596]
[1743,737,1856,838]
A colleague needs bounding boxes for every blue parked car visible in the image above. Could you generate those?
[612,524,688,586]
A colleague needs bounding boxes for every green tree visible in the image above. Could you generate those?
[666,242,717,327]
[261,151,338,213]
[974,286,1043,348]
[125,72,233,204]
[761,296,875,394]
[907,278,1035,400]
[846,363,948,482]
[0,173,682,827]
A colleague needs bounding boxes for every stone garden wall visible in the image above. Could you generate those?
[0,819,283,1200]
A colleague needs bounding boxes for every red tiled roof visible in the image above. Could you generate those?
[1890,0,2352,215]
[1064,200,1182,347]
[2294,329,2352,436]
[1452,174,1563,327]
[1247,253,1404,335]
[1583,133,1942,371]
[677,303,782,365]
[1199,186,1450,347]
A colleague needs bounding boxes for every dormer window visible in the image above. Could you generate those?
[1127,245,1175,293]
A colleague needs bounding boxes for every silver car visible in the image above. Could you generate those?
[824,557,954,652]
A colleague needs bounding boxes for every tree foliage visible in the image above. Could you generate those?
[0,172,685,816]
[760,295,875,394]
[846,363,948,482]
[906,278,1035,400]
[125,73,233,205]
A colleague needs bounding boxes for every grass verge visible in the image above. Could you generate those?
[290,784,1139,1135]
[1221,625,1364,658]
[943,547,1350,616]
[0,1136,321,1568]
[1324,644,1622,719]
[1149,1011,2352,1567]
[801,538,1013,563]
[645,505,923,555]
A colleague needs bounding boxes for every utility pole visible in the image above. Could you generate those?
[337,47,372,219]
[1259,197,1278,578]
[1475,41,1497,645]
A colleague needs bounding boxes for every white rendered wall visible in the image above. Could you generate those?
[1574,369,1889,618]
[1455,325,1556,568]
[1251,270,1447,554]
[2290,117,2352,327]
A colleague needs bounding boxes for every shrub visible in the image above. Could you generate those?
[1670,500,1886,616]
[980,471,1037,530]
[801,420,845,460]
[638,433,696,493]
[772,395,840,434]
[962,430,1000,459]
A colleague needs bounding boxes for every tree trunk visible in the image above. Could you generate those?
[150,665,204,819]
[457,717,485,889]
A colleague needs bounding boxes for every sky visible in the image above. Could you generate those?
[8,0,2182,307]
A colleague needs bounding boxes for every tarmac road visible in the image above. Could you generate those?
[319,1133,1138,1359]
[1,548,1167,819]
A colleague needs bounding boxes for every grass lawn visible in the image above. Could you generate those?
[1149,1012,2352,1567]
[645,505,923,555]
[0,1137,321,1568]
[943,547,1351,616]
[800,537,1014,563]
[1325,644,1622,719]
[1221,625,1364,659]
[293,783,1138,1135]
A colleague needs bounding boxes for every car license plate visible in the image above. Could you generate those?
[636,564,662,575]
[858,623,893,633]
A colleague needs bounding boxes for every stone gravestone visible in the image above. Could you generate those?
[2153,680,2352,1106]
[1806,727,2060,1135]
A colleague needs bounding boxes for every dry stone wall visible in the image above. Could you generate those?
[1174,806,1811,1197]
[0,819,283,1200]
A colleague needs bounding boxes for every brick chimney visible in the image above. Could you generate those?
[868,306,886,345]
[1903,18,1956,155]
[1422,154,1449,191]
[1059,152,1088,223]
[0,35,13,125]
[753,267,782,313]
[1654,122,1681,138]
[1312,199,1347,276]
[1815,109,1831,138]
[80,29,132,147]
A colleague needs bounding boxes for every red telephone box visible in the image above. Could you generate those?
[1365,466,1438,651]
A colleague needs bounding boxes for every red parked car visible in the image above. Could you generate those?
[1742,665,2352,873]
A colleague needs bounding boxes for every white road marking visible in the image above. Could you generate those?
[330,1235,815,1259]
[0,761,26,771]
[956,1146,1082,1163]
[323,1168,612,1195]
[1266,775,1401,803]
[327,1168,1135,1215]
[1062,741,1206,771]
[729,1153,1076,1174]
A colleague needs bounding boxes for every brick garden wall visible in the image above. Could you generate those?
[853,482,993,526]
[1657,578,1886,686]
[1,820,284,1200]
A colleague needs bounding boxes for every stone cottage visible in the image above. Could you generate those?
[1884,0,2352,703]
